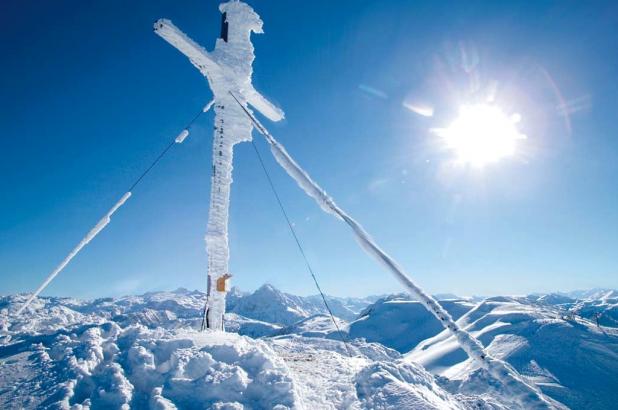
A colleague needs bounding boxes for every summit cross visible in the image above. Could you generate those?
[154,1,284,330]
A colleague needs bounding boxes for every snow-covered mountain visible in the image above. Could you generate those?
[524,289,618,328]
[2,285,617,409]
[226,284,313,326]
[563,288,618,301]
[0,285,374,340]
[226,284,377,324]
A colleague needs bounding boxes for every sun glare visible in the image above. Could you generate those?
[435,104,526,167]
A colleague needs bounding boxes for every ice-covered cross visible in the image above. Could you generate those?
[155,1,284,330]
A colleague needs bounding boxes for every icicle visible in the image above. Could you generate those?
[16,192,132,315]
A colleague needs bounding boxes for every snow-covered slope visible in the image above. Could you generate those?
[528,293,576,307]
[348,295,475,353]
[302,294,381,322]
[407,297,618,410]
[227,284,317,326]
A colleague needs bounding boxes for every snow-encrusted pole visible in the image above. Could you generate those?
[154,1,284,330]
[16,125,200,316]
[230,94,557,409]
[16,192,132,315]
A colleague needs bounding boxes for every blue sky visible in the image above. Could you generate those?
[1,0,617,298]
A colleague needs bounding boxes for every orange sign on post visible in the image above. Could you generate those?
[216,274,232,292]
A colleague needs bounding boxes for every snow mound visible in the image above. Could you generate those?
[5,287,615,408]
[0,323,300,409]
[2,294,505,410]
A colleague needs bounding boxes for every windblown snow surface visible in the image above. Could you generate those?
[2,286,617,409]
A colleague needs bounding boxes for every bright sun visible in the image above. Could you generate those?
[435,104,526,167]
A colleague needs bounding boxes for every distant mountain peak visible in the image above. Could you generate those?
[256,283,280,294]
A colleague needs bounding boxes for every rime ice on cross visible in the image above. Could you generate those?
[154,1,284,331]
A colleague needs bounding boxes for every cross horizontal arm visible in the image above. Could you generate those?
[154,19,221,79]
